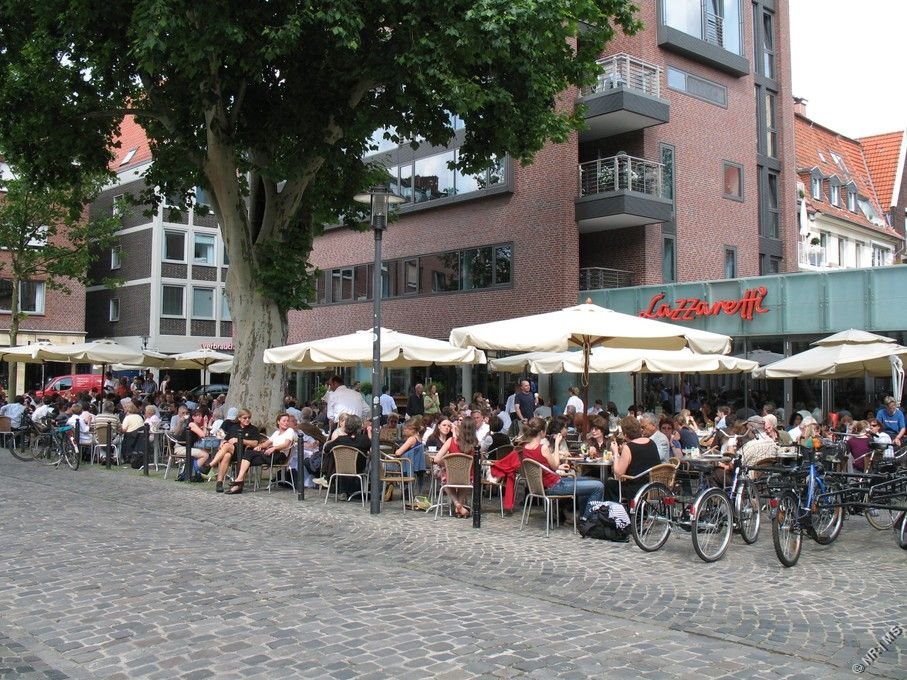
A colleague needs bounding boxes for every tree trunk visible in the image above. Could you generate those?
[224,262,287,429]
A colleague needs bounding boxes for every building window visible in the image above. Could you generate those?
[724,247,737,278]
[855,241,865,267]
[192,287,214,318]
[847,188,857,212]
[112,193,124,217]
[829,181,840,207]
[872,244,890,267]
[763,91,777,158]
[161,285,184,316]
[194,186,212,211]
[222,245,230,266]
[109,298,120,322]
[193,233,216,265]
[660,143,675,202]
[666,66,727,107]
[760,9,775,79]
[111,247,121,270]
[811,175,822,200]
[663,0,743,55]
[0,280,45,314]
[723,162,743,200]
[221,292,231,321]
[119,147,138,166]
[663,236,676,282]
[163,231,185,261]
[761,169,780,239]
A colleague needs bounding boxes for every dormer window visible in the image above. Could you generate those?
[847,186,857,212]
[829,180,840,207]
[811,174,822,200]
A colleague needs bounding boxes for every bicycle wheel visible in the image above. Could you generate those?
[771,491,802,567]
[7,434,32,461]
[864,492,896,531]
[691,487,732,562]
[735,480,761,545]
[811,485,843,545]
[896,513,907,550]
[630,482,672,552]
[32,434,57,466]
[62,435,81,471]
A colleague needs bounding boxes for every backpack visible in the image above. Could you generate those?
[579,503,630,542]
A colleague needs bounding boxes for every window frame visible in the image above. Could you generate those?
[0,280,46,315]
[722,161,744,201]
[192,232,216,265]
[191,286,215,319]
[810,174,823,201]
[724,246,737,279]
[163,230,186,263]
[109,298,120,322]
[161,284,185,317]
[110,247,122,270]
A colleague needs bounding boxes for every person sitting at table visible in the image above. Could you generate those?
[388,416,427,496]
[208,408,259,492]
[604,415,660,502]
[847,420,872,471]
[517,417,604,522]
[432,417,479,518]
[379,413,400,444]
[481,415,512,458]
[120,401,148,464]
[225,413,298,495]
[674,414,701,451]
[320,414,371,496]
[659,417,683,459]
[585,415,610,458]
[546,415,571,455]
[172,408,212,479]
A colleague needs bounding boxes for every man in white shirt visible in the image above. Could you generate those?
[472,408,490,443]
[326,375,369,431]
[565,387,584,416]
[379,385,397,425]
[0,395,27,429]
[31,398,55,424]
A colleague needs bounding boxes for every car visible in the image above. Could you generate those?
[187,384,230,399]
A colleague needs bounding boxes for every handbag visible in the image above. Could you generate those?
[304,451,322,475]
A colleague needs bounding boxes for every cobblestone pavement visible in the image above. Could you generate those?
[0,450,904,679]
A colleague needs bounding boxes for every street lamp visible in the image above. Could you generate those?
[353,185,405,514]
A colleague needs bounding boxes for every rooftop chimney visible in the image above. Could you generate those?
[793,97,808,116]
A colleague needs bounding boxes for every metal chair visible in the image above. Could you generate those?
[434,453,474,519]
[324,445,369,507]
[91,423,120,465]
[518,458,576,537]
[0,415,16,451]
[380,454,415,513]
[617,459,680,501]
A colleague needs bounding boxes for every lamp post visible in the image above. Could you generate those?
[354,185,405,514]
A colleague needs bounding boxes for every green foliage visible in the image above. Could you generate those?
[0,0,641,317]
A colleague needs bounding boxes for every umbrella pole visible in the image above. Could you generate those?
[581,341,590,437]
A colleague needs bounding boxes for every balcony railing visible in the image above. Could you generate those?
[579,267,634,290]
[582,53,662,98]
[704,11,724,48]
[579,154,666,198]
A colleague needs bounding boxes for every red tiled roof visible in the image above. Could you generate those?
[794,113,894,236]
[860,131,905,210]
[109,115,152,172]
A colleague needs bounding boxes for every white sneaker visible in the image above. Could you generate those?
[313,477,329,488]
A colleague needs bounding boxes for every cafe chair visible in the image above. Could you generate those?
[518,458,576,537]
[324,445,369,507]
[434,453,473,519]
[617,459,679,503]
[380,453,415,513]
[91,423,121,465]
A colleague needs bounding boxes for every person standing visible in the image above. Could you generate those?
[565,386,584,416]
[423,383,441,415]
[407,383,424,418]
[513,379,536,427]
[875,397,905,448]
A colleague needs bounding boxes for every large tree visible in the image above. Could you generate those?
[0,171,119,390]
[0,0,639,418]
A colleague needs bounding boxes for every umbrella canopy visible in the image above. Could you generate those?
[753,329,907,380]
[208,358,233,374]
[450,302,732,356]
[490,347,757,375]
[732,348,785,366]
[0,342,55,364]
[31,339,145,365]
[263,328,486,370]
[164,348,234,370]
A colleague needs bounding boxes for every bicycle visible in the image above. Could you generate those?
[30,423,80,470]
[769,446,844,567]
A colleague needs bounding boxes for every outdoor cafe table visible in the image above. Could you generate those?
[565,456,612,481]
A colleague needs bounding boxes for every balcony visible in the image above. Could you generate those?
[576,154,674,232]
[579,54,669,141]
[579,267,634,291]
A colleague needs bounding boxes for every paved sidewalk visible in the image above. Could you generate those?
[0,451,904,679]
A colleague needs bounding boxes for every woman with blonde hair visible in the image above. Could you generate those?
[433,417,478,518]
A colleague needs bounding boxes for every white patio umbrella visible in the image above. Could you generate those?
[263,328,486,370]
[490,347,757,375]
[754,329,907,406]
[164,348,235,386]
[208,358,233,374]
[0,342,54,364]
[31,339,145,366]
[732,348,785,366]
